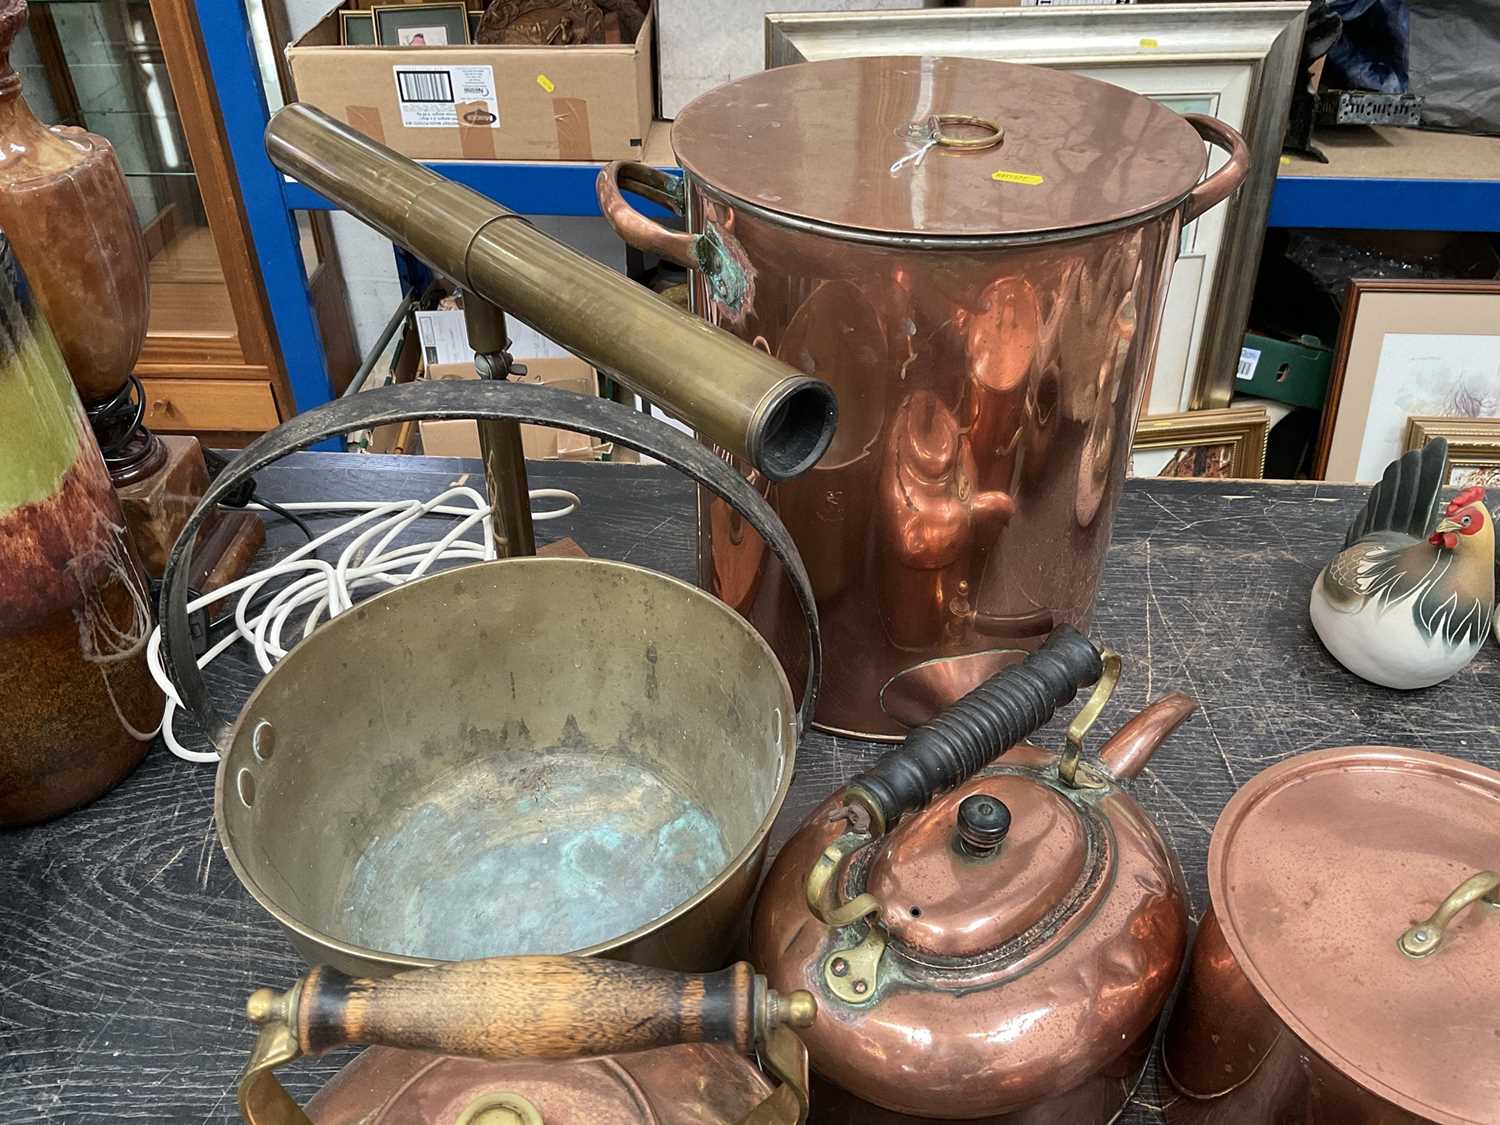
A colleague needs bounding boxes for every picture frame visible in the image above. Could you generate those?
[340,10,376,46]
[764,3,1307,417]
[372,2,471,46]
[1131,405,1270,480]
[1403,417,1500,489]
[1317,279,1500,483]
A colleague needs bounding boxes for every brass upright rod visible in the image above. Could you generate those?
[462,297,535,558]
[264,104,835,481]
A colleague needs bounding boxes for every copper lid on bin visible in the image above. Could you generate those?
[670,55,1209,239]
[1209,746,1500,1125]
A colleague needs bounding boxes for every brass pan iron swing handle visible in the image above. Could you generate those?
[158,381,824,752]
[1399,870,1500,958]
[238,955,816,1125]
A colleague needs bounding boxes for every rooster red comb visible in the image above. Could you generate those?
[1445,486,1487,516]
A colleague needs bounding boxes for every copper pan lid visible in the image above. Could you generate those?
[1209,746,1500,1125]
[670,55,1208,239]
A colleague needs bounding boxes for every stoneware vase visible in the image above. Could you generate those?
[0,0,150,407]
[0,231,159,826]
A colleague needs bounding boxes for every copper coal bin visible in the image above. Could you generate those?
[159,106,839,979]
[600,55,1250,739]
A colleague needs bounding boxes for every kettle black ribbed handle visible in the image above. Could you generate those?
[848,627,1104,832]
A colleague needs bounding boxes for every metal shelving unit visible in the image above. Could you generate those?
[200,0,1500,416]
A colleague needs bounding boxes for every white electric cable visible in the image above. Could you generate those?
[145,486,580,764]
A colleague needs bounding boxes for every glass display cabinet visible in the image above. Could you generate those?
[14,0,354,440]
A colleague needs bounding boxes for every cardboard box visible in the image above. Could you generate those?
[418,355,636,461]
[287,5,654,161]
[1235,333,1333,411]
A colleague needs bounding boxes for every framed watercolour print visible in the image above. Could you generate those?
[1404,417,1500,489]
[1317,280,1500,482]
[372,3,471,46]
[765,3,1307,416]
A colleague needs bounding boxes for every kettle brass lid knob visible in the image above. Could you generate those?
[956,794,1010,857]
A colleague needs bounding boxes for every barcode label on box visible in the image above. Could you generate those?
[392,65,500,129]
[1237,346,1261,381]
[397,70,453,103]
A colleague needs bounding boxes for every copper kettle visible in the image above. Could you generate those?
[751,628,1193,1122]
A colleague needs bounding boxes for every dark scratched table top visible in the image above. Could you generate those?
[3,454,1496,1123]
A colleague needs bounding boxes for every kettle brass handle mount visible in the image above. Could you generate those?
[1399,869,1500,958]
[237,955,817,1125]
[805,626,1117,1003]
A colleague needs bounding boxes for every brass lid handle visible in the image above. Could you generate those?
[929,113,1004,151]
[1399,870,1500,958]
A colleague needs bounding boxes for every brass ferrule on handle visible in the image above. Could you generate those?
[236,955,815,1125]
[265,104,836,481]
[1399,870,1500,958]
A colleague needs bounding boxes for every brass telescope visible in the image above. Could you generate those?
[265,104,836,480]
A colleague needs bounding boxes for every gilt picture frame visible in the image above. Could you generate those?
[1131,405,1270,479]
[1318,279,1500,483]
[764,3,1307,416]
[1404,417,1500,489]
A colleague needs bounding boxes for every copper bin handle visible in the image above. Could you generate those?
[597,161,700,270]
[1181,113,1250,222]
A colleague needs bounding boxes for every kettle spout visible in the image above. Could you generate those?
[1097,692,1195,781]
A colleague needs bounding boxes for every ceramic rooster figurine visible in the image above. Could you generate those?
[1311,438,1495,689]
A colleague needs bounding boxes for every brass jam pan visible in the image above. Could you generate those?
[160,381,821,977]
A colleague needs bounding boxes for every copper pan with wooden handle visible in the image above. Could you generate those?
[238,954,815,1125]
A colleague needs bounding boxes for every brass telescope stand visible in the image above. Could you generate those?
[462,295,536,558]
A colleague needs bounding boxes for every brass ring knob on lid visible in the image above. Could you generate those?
[930,113,1004,151]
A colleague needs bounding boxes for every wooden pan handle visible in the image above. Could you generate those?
[237,956,816,1125]
[290,956,762,1058]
